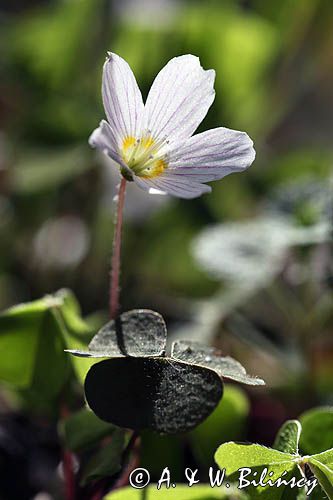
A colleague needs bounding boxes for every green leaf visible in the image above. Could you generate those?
[311,449,333,469]
[0,295,70,398]
[31,308,71,399]
[59,408,116,452]
[308,449,333,499]
[56,289,96,383]
[190,385,249,466]
[171,341,265,386]
[215,442,295,473]
[300,407,333,454]
[0,298,49,387]
[0,289,95,398]
[104,484,248,499]
[309,458,333,499]
[274,420,302,454]
[80,428,126,486]
[215,442,297,499]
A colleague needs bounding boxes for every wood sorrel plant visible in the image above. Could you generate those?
[66,52,263,435]
[0,52,262,500]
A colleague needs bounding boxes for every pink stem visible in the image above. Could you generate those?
[109,177,127,319]
[60,403,75,500]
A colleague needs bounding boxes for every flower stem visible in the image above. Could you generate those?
[109,177,127,319]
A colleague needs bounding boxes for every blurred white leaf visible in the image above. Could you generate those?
[192,216,331,288]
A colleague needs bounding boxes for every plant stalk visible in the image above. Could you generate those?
[60,403,75,500]
[109,177,127,319]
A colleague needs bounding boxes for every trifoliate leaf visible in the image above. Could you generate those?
[84,357,223,434]
[66,310,167,358]
[171,341,265,386]
[274,420,302,454]
[71,310,263,434]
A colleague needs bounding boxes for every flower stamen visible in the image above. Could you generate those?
[121,133,168,178]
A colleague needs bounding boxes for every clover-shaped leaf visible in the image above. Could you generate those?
[67,309,264,434]
[215,414,333,499]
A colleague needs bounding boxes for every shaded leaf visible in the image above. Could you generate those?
[171,341,265,386]
[274,420,302,454]
[280,468,308,500]
[309,449,333,499]
[60,408,116,452]
[80,428,126,486]
[67,309,167,358]
[308,458,333,500]
[84,357,223,434]
[300,407,333,455]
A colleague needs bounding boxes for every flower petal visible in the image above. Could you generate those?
[89,120,127,168]
[166,127,256,182]
[133,174,211,199]
[102,52,144,142]
[142,55,215,143]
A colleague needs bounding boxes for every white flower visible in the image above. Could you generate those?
[89,53,256,199]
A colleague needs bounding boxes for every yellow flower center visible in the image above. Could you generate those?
[121,135,168,178]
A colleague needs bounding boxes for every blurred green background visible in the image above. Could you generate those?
[0,0,332,498]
